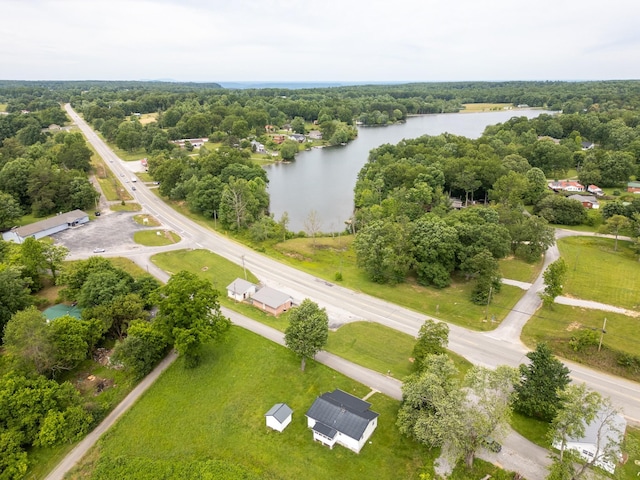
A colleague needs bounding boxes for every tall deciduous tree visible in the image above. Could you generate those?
[0,191,22,229]
[548,385,625,479]
[513,343,570,422]
[600,214,630,252]
[41,242,69,283]
[152,271,229,367]
[412,320,449,368]
[284,298,329,372]
[541,259,568,307]
[0,267,32,337]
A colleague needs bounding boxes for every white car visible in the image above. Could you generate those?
[93,248,105,253]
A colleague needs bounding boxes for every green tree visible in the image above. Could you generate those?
[600,214,630,252]
[0,430,28,480]
[111,320,168,379]
[48,315,89,373]
[490,171,528,207]
[411,215,459,288]
[354,218,412,285]
[18,236,46,291]
[541,259,568,307]
[3,306,53,375]
[548,385,624,479]
[77,269,133,307]
[412,320,449,368]
[284,299,329,372]
[54,132,93,171]
[513,343,570,422]
[0,267,32,337]
[0,191,22,229]
[41,242,69,283]
[466,249,502,305]
[291,116,306,134]
[152,271,229,367]
[279,139,299,161]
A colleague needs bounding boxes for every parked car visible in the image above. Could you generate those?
[94,211,101,216]
[132,186,136,190]
[482,438,502,453]
[93,248,106,253]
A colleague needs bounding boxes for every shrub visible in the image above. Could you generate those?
[568,329,599,352]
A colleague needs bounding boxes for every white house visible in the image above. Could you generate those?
[305,389,379,454]
[553,409,627,474]
[226,278,257,302]
[2,210,89,244]
[265,403,293,432]
[548,180,585,192]
[587,184,604,196]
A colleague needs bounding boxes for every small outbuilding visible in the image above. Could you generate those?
[226,278,257,302]
[251,286,293,316]
[265,403,293,432]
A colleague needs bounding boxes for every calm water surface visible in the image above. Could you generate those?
[265,109,550,232]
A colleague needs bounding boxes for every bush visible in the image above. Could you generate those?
[613,190,621,196]
[569,329,599,352]
[334,272,343,281]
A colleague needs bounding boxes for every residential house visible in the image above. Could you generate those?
[581,141,595,150]
[305,389,379,454]
[2,210,89,244]
[265,125,277,133]
[265,403,293,432]
[289,134,306,143]
[251,286,293,316]
[282,124,292,132]
[226,278,257,302]
[552,409,626,474]
[250,140,266,153]
[308,130,323,140]
[171,138,208,148]
[567,194,600,209]
[627,181,640,193]
[272,135,287,145]
[587,184,604,196]
[548,180,585,192]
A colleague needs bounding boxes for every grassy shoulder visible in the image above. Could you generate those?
[110,202,142,212]
[133,229,180,246]
[522,303,640,383]
[67,327,435,480]
[558,236,640,310]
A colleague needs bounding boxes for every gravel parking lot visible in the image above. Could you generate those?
[52,210,158,257]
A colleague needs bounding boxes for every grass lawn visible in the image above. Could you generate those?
[68,327,435,480]
[510,413,551,448]
[522,304,640,382]
[108,257,149,278]
[461,103,512,112]
[133,229,180,246]
[110,202,142,212]
[558,236,640,310]
[135,172,153,182]
[498,256,544,283]
[132,214,161,226]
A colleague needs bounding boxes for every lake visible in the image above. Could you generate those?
[265,109,550,233]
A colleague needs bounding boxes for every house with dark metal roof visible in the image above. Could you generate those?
[305,389,379,453]
[2,209,89,244]
[251,286,293,316]
[265,403,293,432]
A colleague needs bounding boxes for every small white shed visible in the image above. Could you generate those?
[226,278,257,302]
[265,403,293,432]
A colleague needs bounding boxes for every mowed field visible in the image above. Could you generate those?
[70,327,432,480]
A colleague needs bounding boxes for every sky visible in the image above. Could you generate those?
[2,0,640,83]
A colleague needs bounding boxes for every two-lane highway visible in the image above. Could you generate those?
[66,104,640,424]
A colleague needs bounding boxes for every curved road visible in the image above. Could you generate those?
[65,104,640,424]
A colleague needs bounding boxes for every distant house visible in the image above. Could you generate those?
[282,124,292,132]
[308,130,323,140]
[265,124,277,133]
[553,409,626,474]
[171,138,208,148]
[265,403,293,432]
[2,210,89,244]
[272,135,287,145]
[587,184,604,196]
[581,141,595,150]
[305,389,379,454]
[141,157,148,169]
[567,194,599,209]
[289,134,306,143]
[548,180,585,192]
[226,278,257,302]
[627,181,640,193]
[250,140,266,153]
[251,286,292,316]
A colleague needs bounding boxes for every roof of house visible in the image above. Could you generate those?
[13,209,88,237]
[226,278,256,294]
[265,403,293,423]
[548,180,584,189]
[628,182,640,188]
[251,286,292,309]
[567,194,598,204]
[588,184,602,190]
[306,389,379,441]
[568,409,626,447]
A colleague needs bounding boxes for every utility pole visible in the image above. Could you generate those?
[484,285,493,322]
[241,255,247,280]
[598,317,607,352]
